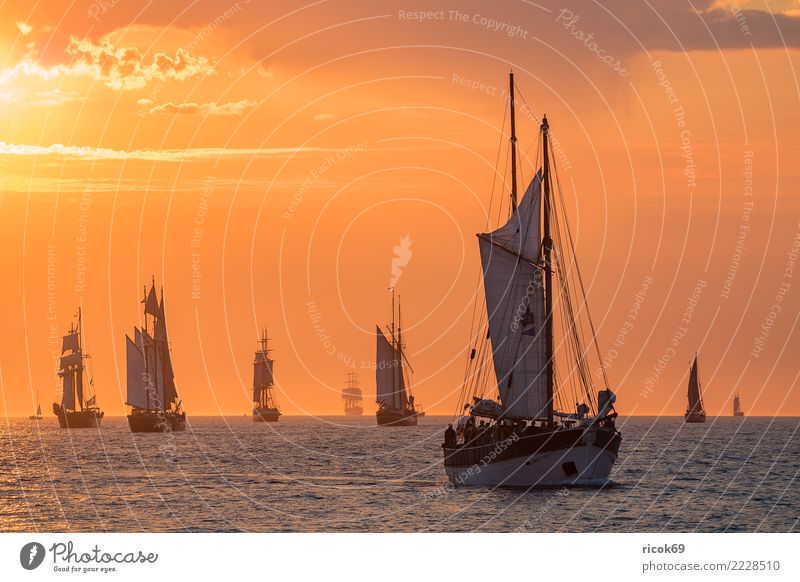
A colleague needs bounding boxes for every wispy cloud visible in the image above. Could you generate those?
[0,141,342,162]
[0,36,214,90]
[138,98,256,116]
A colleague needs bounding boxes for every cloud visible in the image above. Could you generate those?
[0,36,215,90]
[143,99,257,116]
[548,0,800,54]
[0,88,83,107]
[16,22,33,36]
[312,113,338,121]
[0,141,343,162]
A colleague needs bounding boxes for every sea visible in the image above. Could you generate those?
[1,416,797,532]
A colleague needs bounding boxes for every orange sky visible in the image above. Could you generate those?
[1,0,799,417]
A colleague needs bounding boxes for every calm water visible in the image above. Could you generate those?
[1,415,798,532]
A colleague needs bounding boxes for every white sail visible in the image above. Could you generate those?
[126,333,150,409]
[478,172,549,419]
[376,327,406,411]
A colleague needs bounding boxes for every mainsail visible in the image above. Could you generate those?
[687,355,704,414]
[376,327,407,411]
[478,172,548,419]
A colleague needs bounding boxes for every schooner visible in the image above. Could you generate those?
[442,72,622,487]
[252,328,280,422]
[375,290,420,426]
[52,308,104,428]
[125,279,186,432]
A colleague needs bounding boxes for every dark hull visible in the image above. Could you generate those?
[56,408,104,429]
[344,407,363,416]
[128,410,186,432]
[685,412,706,423]
[443,425,622,487]
[253,408,281,422]
[29,416,42,421]
[733,412,744,417]
[376,408,418,426]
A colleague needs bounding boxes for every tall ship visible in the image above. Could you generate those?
[375,291,420,426]
[125,279,186,432]
[342,372,363,416]
[685,354,706,423]
[442,72,622,487]
[733,392,744,417]
[253,329,281,422]
[52,308,104,428]
[29,391,42,421]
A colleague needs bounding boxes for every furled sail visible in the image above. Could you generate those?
[126,332,150,409]
[478,172,548,419]
[376,327,406,411]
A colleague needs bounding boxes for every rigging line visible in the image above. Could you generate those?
[553,201,597,410]
[550,138,611,391]
[455,97,510,420]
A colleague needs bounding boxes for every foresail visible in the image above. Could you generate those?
[126,333,150,409]
[479,172,548,419]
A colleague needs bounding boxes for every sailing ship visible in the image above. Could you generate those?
[442,72,621,487]
[684,354,706,423]
[52,308,104,428]
[733,392,744,417]
[252,328,281,422]
[342,372,363,416]
[376,290,420,426]
[125,279,186,432]
[29,392,42,421]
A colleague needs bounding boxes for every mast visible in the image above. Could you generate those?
[509,71,518,213]
[398,295,405,410]
[541,115,555,424]
[76,308,83,411]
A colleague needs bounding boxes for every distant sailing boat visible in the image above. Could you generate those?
[685,354,706,423]
[252,328,280,422]
[443,72,621,487]
[29,391,42,421]
[375,290,420,426]
[733,391,744,417]
[52,308,104,428]
[125,279,186,432]
[342,372,363,416]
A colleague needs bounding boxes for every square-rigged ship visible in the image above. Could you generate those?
[125,279,186,432]
[442,72,621,487]
[342,372,363,416]
[52,308,104,428]
[252,328,281,422]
